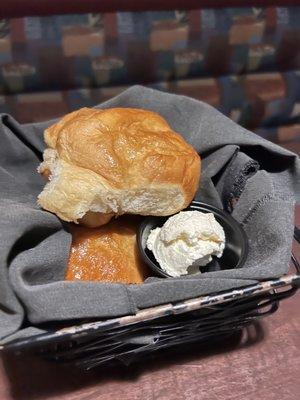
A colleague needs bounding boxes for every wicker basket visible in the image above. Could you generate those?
[2,228,299,370]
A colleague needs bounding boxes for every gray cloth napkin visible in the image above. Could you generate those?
[0,86,299,343]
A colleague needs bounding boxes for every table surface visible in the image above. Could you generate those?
[0,176,299,400]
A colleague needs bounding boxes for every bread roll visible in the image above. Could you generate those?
[65,216,148,284]
[38,107,200,227]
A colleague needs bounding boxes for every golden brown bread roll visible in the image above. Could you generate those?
[65,216,149,284]
[38,107,200,227]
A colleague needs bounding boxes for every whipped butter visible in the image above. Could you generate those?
[146,211,225,277]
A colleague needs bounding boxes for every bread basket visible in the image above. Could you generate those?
[1,86,299,370]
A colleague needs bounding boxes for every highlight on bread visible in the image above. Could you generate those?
[38,107,201,227]
[65,216,149,284]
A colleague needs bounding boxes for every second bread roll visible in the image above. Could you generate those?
[65,216,149,284]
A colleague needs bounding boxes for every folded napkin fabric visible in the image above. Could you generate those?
[0,86,299,342]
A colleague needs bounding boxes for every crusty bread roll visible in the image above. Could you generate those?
[38,107,200,227]
[65,216,149,284]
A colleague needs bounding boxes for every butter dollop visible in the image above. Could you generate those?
[146,210,225,277]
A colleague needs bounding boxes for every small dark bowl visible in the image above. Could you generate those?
[137,201,249,278]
